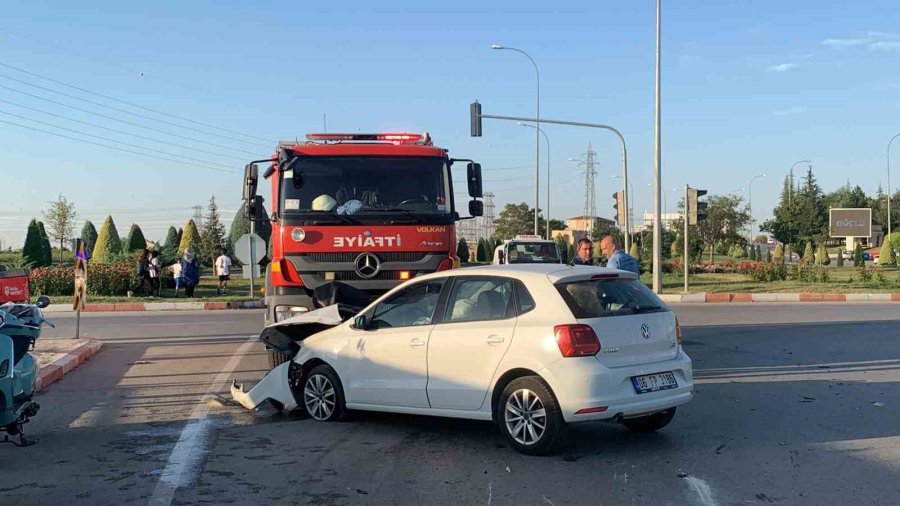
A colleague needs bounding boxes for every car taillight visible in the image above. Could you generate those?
[437,258,454,271]
[554,324,601,357]
[675,317,683,345]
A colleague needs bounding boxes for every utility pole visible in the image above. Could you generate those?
[683,184,689,293]
[192,205,203,225]
[652,0,664,293]
[584,144,597,238]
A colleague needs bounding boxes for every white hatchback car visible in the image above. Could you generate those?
[233,264,693,455]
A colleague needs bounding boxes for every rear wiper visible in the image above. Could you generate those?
[629,305,664,314]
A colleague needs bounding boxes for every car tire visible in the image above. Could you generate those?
[302,365,346,422]
[268,349,291,368]
[497,376,565,456]
[622,407,676,433]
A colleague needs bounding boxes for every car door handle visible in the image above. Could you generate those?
[486,335,505,345]
[410,338,426,348]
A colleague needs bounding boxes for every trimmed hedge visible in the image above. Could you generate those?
[29,261,172,296]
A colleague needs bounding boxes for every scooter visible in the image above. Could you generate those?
[0,295,52,447]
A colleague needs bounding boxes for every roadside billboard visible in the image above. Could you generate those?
[829,208,872,238]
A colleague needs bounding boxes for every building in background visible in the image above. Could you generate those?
[642,212,680,231]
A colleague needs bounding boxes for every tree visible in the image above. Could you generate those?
[766,246,772,263]
[748,245,757,261]
[696,194,750,263]
[880,239,896,267]
[93,216,123,264]
[199,196,227,266]
[815,243,830,265]
[495,203,537,240]
[123,224,147,253]
[628,242,639,259]
[481,238,495,262]
[670,235,682,259]
[802,242,815,264]
[475,238,487,262]
[793,168,827,246]
[81,221,98,258]
[22,219,50,267]
[756,245,763,262]
[454,239,468,263]
[836,248,844,267]
[177,227,184,247]
[541,218,566,237]
[773,244,784,264]
[554,236,570,262]
[42,194,78,265]
[36,221,53,266]
[179,219,202,257]
[853,242,864,267]
[164,227,179,250]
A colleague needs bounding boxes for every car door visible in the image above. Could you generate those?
[426,276,516,411]
[344,279,445,408]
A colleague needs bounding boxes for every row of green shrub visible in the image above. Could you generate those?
[29,261,173,296]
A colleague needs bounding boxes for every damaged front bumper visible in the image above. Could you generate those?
[231,361,299,412]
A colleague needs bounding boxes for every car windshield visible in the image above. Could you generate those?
[281,156,450,216]
[556,278,667,319]
[505,242,560,264]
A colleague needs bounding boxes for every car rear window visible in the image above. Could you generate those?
[555,278,668,319]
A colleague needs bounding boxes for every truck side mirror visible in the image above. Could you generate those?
[467,162,483,198]
[243,163,258,200]
[469,200,484,217]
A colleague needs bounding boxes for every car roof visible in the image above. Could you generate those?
[413,264,638,284]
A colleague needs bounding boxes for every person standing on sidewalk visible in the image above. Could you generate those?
[148,250,162,298]
[128,249,151,297]
[215,248,233,296]
[180,247,201,298]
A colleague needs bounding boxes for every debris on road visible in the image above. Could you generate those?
[872,401,885,407]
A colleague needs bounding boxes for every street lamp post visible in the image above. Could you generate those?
[888,134,900,238]
[787,160,811,205]
[748,173,766,245]
[520,122,551,239]
[493,44,540,235]
[652,0,663,293]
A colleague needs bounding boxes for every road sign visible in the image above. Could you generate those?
[234,233,266,264]
[73,240,87,311]
[242,265,261,279]
[829,208,872,238]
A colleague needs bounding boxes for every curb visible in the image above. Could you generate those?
[35,339,103,392]
[665,292,900,303]
[44,300,265,313]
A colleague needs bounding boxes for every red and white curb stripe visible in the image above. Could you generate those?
[43,300,265,313]
[35,339,103,392]
[660,293,900,303]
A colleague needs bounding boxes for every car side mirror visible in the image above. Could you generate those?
[353,315,367,330]
[469,199,484,217]
[36,295,51,309]
[467,162,483,198]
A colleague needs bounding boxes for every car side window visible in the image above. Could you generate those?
[446,277,514,323]
[514,280,536,315]
[370,280,445,329]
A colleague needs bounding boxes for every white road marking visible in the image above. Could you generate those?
[133,321,242,327]
[101,335,251,345]
[148,335,258,506]
[684,476,717,506]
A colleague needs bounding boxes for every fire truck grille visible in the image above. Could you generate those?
[321,271,406,281]
[303,252,429,263]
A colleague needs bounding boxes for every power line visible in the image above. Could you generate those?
[0,60,274,144]
[0,117,239,174]
[0,97,248,161]
[0,109,238,171]
[0,71,272,148]
[0,82,264,156]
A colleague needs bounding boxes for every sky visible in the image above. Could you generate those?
[1,0,899,248]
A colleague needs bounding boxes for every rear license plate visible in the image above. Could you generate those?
[631,372,678,394]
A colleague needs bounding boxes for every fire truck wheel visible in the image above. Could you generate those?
[268,349,291,368]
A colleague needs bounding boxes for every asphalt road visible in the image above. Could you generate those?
[3,304,900,505]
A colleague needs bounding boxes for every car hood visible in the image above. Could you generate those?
[260,304,345,355]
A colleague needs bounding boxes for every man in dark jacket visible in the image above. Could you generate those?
[571,238,594,265]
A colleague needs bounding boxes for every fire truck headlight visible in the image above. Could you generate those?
[291,228,306,242]
[275,305,309,322]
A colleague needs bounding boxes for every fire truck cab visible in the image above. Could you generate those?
[243,133,483,364]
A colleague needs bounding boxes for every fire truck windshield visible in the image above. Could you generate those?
[281,156,451,219]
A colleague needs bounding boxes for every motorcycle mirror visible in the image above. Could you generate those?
[36,295,51,309]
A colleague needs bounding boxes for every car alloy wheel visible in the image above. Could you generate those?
[504,388,547,446]
[304,373,337,421]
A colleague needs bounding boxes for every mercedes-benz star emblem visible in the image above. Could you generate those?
[640,324,651,339]
[354,252,381,279]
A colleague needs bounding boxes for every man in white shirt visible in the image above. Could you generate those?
[215,248,233,295]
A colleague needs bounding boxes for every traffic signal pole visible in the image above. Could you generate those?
[684,184,689,293]
[470,107,630,252]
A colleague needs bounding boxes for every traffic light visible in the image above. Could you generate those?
[687,188,708,225]
[613,191,626,226]
[470,101,482,137]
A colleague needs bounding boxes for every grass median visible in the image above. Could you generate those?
[47,274,265,305]
[641,266,900,294]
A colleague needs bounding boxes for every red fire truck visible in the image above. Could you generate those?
[243,132,484,364]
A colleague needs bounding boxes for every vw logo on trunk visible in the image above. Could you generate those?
[354,252,381,279]
[640,324,651,339]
